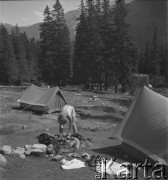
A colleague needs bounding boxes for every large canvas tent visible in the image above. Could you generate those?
[113,87,168,165]
[17,84,67,113]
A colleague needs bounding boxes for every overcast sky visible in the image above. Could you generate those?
[0,0,80,26]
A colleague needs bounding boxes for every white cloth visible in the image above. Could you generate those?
[62,158,85,170]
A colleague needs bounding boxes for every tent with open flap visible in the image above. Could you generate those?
[112,86,168,166]
[17,84,67,113]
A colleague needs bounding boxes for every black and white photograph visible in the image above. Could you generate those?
[0,0,168,179]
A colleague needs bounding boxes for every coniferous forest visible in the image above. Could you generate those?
[0,0,167,91]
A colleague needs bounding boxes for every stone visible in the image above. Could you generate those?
[1,145,12,155]
[24,145,32,151]
[0,154,7,166]
[32,144,47,152]
[52,155,63,161]
[19,154,26,159]
[60,159,66,165]
[12,147,25,156]
[30,149,46,157]
[25,149,32,156]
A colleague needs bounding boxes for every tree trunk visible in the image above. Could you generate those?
[115,80,118,93]
[99,71,102,90]
[104,73,108,91]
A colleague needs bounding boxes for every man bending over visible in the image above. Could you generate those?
[58,105,78,135]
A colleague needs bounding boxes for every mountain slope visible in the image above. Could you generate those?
[3,0,167,49]
[3,9,80,41]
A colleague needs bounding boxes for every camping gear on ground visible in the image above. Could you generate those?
[67,153,81,158]
[71,133,86,141]
[46,144,56,155]
[61,158,85,170]
[17,84,67,113]
[112,86,168,166]
[81,153,90,160]
[37,132,56,146]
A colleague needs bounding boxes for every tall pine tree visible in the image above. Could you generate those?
[40,0,71,85]
[52,0,71,85]
[113,0,137,92]
[40,5,53,83]
[73,0,89,86]
[0,24,17,84]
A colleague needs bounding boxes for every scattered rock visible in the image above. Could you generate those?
[12,147,25,156]
[24,145,32,151]
[32,144,47,152]
[60,159,66,165]
[25,149,32,156]
[0,154,7,167]
[19,154,26,159]
[52,155,63,161]
[30,149,46,157]
[1,145,12,155]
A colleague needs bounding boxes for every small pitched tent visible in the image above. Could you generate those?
[113,86,168,165]
[18,84,67,113]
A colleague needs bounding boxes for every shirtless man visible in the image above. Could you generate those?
[58,105,78,135]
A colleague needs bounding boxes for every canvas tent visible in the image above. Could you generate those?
[113,86,168,166]
[17,84,67,113]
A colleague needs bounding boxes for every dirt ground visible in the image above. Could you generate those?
[0,87,158,180]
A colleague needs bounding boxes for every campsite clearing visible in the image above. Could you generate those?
[0,87,167,180]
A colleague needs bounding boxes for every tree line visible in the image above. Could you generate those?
[0,0,167,91]
[0,24,40,85]
[138,27,168,87]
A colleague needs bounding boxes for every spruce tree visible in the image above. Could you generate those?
[0,24,17,84]
[138,49,144,74]
[150,26,160,87]
[51,0,71,85]
[73,0,89,85]
[160,43,168,84]
[85,0,104,89]
[40,5,53,83]
[143,42,150,74]
[12,25,28,85]
[101,0,115,90]
[113,0,137,92]
[27,38,39,82]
